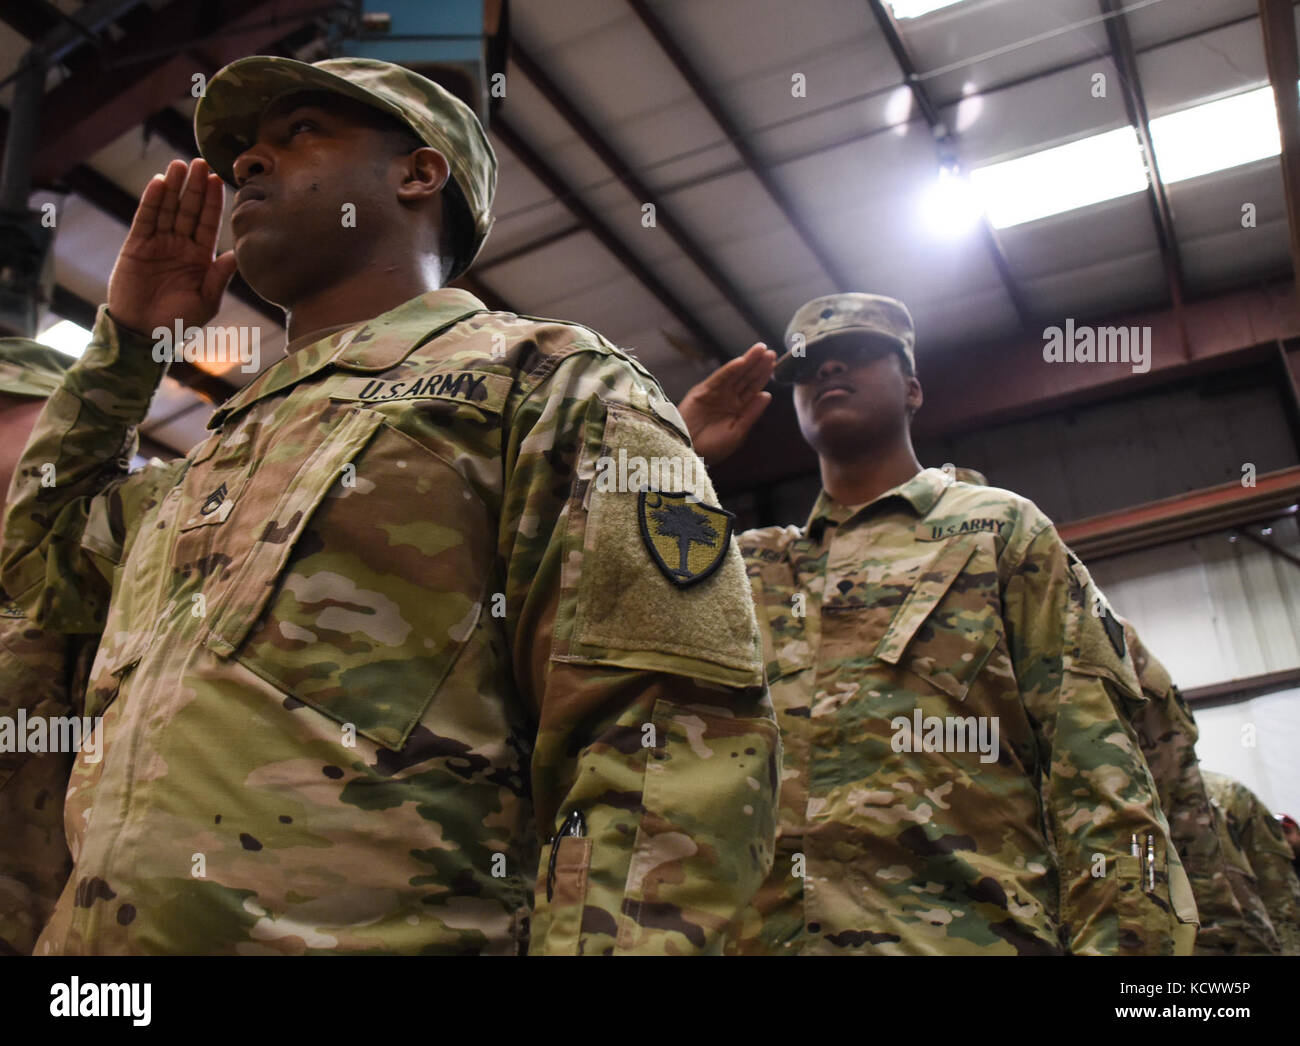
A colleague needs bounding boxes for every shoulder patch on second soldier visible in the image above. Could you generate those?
[1099,602,1126,659]
[638,490,734,587]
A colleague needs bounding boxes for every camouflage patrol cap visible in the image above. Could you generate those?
[194,56,497,280]
[0,338,71,400]
[774,293,916,384]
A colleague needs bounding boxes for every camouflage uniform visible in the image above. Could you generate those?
[1208,799,1282,954]
[0,58,779,956]
[728,295,1198,955]
[1203,771,1300,955]
[1120,623,1272,955]
[0,340,94,955]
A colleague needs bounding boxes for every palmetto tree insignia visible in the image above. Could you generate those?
[650,502,719,579]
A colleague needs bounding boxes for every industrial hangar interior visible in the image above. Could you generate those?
[0,0,1298,963]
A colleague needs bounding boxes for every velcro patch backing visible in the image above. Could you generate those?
[564,403,762,689]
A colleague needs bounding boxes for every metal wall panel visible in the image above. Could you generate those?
[1088,515,1300,688]
[915,363,1297,524]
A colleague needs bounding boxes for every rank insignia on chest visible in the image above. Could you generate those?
[200,482,229,516]
[637,490,734,587]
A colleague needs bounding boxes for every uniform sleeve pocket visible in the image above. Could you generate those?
[615,697,779,952]
[536,837,593,957]
[202,409,494,752]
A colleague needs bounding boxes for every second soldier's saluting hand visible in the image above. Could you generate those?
[106,157,240,339]
[677,342,778,464]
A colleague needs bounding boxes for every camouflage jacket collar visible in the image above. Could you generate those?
[207,287,487,430]
[802,467,952,539]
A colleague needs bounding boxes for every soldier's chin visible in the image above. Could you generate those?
[804,413,876,457]
[232,235,290,305]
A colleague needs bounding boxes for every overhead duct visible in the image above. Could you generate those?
[336,0,508,121]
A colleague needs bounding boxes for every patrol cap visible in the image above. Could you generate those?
[194,56,497,280]
[774,293,916,384]
[0,338,71,400]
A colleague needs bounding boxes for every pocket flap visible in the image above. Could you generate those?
[202,406,385,657]
[874,538,977,666]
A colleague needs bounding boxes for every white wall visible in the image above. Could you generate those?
[1195,689,1300,818]
[1087,516,1300,819]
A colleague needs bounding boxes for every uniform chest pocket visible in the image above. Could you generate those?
[176,433,250,532]
[199,408,495,752]
[872,537,1002,701]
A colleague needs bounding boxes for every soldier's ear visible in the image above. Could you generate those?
[395,146,449,204]
[906,376,923,416]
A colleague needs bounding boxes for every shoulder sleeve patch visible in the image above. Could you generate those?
[554,401,763,689]
[1063,553,1144,701]
[638,490,734,587]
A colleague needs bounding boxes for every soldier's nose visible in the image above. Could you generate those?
[232,149,271,185]
[815,357,846,380]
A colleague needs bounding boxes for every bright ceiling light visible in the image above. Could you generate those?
[35,319,91,360]
[887,0,967,17]
[969,127,1148,228]
[921,166,982,238]
[1150,86,1279,184]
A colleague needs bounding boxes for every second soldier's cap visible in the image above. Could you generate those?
[0,338,71,400]
[773,293,916,384]
[194,56,497,280]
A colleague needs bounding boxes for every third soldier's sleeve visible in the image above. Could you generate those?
[1005,522,1198,955]
[501,346,780,955]
[1,308,184,634]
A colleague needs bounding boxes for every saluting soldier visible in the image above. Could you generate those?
[0,57,779,955]
[680,293,1198,954]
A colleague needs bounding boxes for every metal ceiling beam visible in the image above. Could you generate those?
[492,115,730,363]
[8,0,333,184]
[473,223,584,273]
[1233,524,1300,570]
[453,271,514,312]
[713,278,1300,496]
[1260,0,1300,307]
[1056,467,1300,561]
[510,43,782,350]
[865,0,1031,328]
[0,0,93,52]
[625,0,852,293]
[623,8,1270,209]
[915,280,1300,439]
[1182,667,1300,709]
[1100,0,1188,353]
